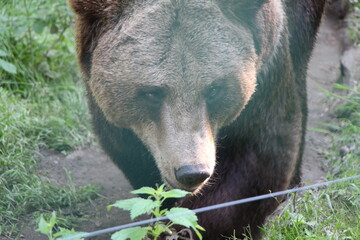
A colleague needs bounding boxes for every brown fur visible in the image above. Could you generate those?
[69,0,129,78]
[69,0,325,239]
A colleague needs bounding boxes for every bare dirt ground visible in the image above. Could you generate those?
[301,12,344,184]
[18,12,345,240]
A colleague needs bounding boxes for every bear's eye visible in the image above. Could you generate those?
[204,84,226,104]
[138,87,166,108]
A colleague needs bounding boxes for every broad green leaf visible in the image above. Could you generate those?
[111,227,150,240]
[161,189,190,199]
[49,211,57,227]
[129,199,158,219]
[33,18,47,34]
[109,198,142,211]
[36,215,51,235]
[131,186,156,195]
[50,24,59,34]
[110,198,157,219]
[0,59,17,74]
[166,207,198,228]
[166,208,204,240]
[54,227,86,239]
[0,50,7,57]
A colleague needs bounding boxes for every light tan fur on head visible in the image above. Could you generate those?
[131,98,217,191]
[69,0,285,191]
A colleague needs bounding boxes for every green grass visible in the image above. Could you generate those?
[2,0,360,239]
[0,0,98,237]
[347,0,360,45]
[254,85,360,240]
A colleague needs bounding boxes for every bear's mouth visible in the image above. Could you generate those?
[164,177,177,189]
[164,177,202,193]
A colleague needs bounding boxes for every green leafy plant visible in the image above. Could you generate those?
[347,0,360,44]
[259,84,360,239]
[0,0,76,96]
[1,2,96,235]
[37,212,86,240]
[108,184,205,240]
[0,49,16,74]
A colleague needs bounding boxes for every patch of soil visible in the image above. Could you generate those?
[302,12,345,184]
[19,147,135,240]
[18,12,345,240]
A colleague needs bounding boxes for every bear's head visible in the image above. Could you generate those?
[69,0,285,192]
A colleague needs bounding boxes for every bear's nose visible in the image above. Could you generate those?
[175,164,211,188]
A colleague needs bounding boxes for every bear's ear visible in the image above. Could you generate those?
[68,0,126,78]
[68,0,124,19]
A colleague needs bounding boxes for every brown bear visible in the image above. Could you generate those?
[69,0,325,239]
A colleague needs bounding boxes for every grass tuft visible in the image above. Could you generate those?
[0,0,98,237]
[257,85,360,239]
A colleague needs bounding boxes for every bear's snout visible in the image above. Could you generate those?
[175,164,211,189]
